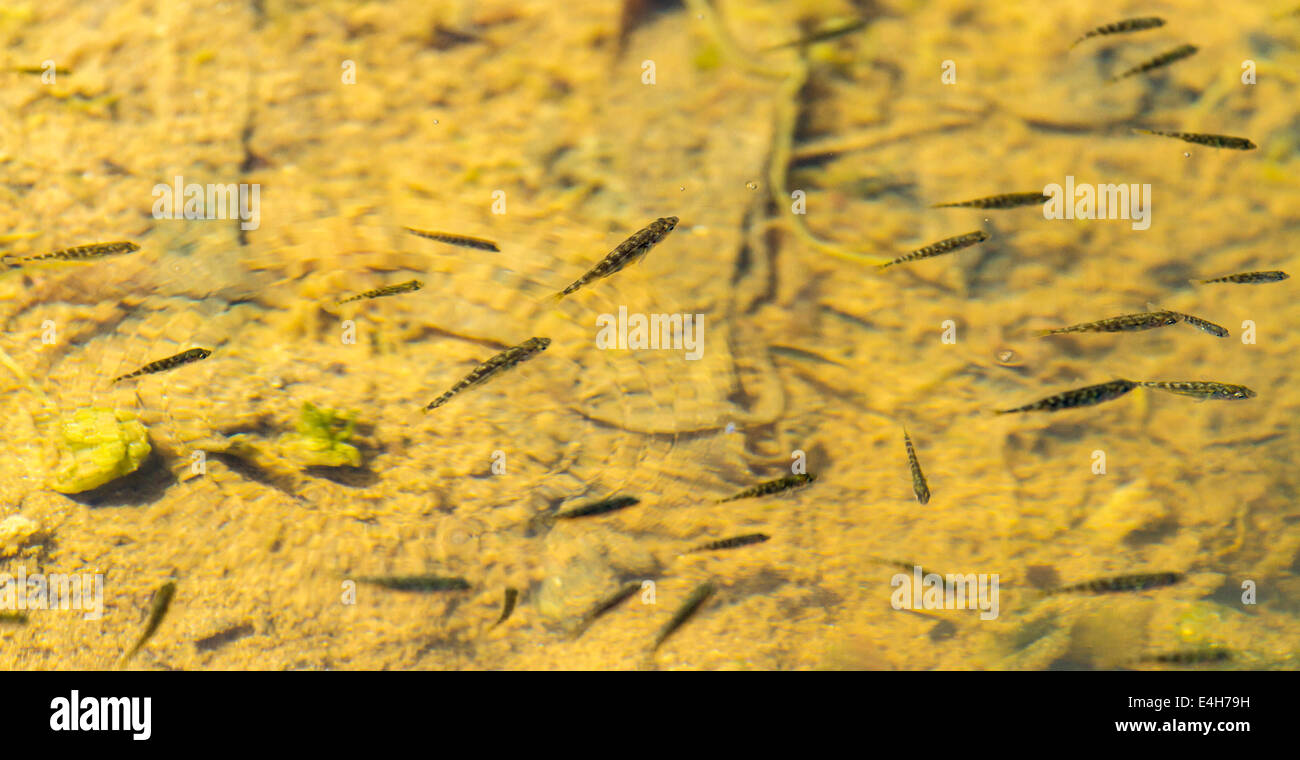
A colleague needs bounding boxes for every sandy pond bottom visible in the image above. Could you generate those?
[0,0,1297,669]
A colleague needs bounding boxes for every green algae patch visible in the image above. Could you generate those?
[49,408,151,494]
[277,402,362,468]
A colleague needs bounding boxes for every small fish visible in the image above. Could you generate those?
[429,24,484,50]
[1036,311,1182,337]
[112,347,212,384]
[571,581,642,640]
[337,279,423,304]
[653,582,715,652]
[868,557,949,580]
[1173,312,1229,338]
[1071,17,1165,48]
[716,473,815,503]
[685,533,770,553]
[761,18,869,52]
[1197,270,1289,285]
[768,344,845,367]
[902,428,930,505]
[867,558,966,593]
[932,192,1049,210]
[3,240,139,268]
[1132,129,1256,150]
[1138,648,1232,665]
[553,216,678,299]
[1110,44,1198,82]
[554,495,640,520]
[424,337,551,411]
[1141,381,1256,401]
[403,226,500,252]
[117,581,176,668]
[1045,571,1182,595]
[11,65,72,75]
[358,575,471,592]
[0,612,29,625]
[879,230,989,269]
[491,588,519,629]
[995,379,1140,415]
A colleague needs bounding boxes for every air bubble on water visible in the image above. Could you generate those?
[746,181,759,190]
[1183,152,1190,158]
[433,119,440,125]
[679,186,685,192]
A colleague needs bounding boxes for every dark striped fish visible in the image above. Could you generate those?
[1045,572,1182,595]
[1133,129,1256,150]
[1174,312,1229,338]
[3,240,139,267]
[1141,381,1256,401]
[761,18,868,51]
[867,557,971,594]
[553,216,678,299]
[995,379,1139,415]
[117,581,176,668]
[571,581,642,640]
[932,192,1049,210]
[1111,44,1198,82]
[716,473,815,503]
[653,582,715,652]
[491,588,519,629]
[902,428,930,505]
[879,230,989,269]
[424,337,550,411]
[112,347,212,384]
[358,575,471,592]
[1071,17,1165,48]
[1036,310,1181,337]
[11,65,72,75]
[1138,648,1232,665]
[1197,270,1289,284]
[337,279,423,304]
[685,533,770,553]
[868,557,950,581]
[403,226,499,252]
[554,495,639,520]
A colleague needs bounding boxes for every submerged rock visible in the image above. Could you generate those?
[48,408,151,494]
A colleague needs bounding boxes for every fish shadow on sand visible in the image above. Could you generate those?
[305,464,379,488]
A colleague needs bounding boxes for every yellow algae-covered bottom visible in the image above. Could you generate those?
[0,0,1297,670]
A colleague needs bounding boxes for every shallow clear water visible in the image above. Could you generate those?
[0,0,1296,670]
